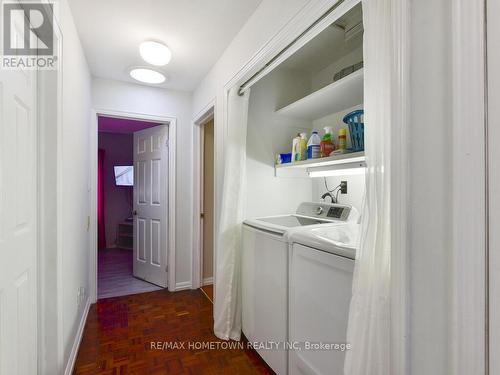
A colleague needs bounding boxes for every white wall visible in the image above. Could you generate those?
[91,78,193,287]
[192,0,313,114]
[246,68,313,218]
[58,0,93,370]
[311,104,365,211]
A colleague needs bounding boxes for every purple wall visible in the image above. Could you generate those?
[98,132,133,247]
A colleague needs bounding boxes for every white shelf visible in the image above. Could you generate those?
[275,152,365,178]
[275,69,364,121]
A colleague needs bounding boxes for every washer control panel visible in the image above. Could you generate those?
[296,202,357,222]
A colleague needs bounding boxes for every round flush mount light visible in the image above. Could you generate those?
[129,67,166,84]
[139,41,172,66]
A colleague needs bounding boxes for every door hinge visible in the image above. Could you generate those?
[166,265,169,273]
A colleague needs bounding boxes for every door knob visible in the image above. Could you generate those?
[132,210,138,216]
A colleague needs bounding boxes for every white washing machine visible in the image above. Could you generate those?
[288,223,360,375]
[242,203,359,375]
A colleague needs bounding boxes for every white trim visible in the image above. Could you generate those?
[89,109,177,301]
[487,0,500,373]
[192,101,215,290]
[202,277,214,286]
[390,0,410,374]
[63,297,91,375]
[36,13,65,373]
[89,110,98,303]
[175,281,192,291]
[451,0,487,374]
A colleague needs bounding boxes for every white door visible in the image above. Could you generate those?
[0,43,38,375]
[133,125,169,287]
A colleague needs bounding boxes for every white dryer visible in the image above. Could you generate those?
[242,203,359,375]
[288,223,360,375]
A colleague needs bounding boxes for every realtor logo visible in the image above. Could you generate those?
[1,1,56,69]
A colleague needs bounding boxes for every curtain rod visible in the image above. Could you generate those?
[237,0,345,96]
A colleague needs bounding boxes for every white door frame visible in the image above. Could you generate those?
[451,0,488,374]
[487,0,499,373]
[192,101,215,290]
[31,2,66,370]
[37,20,64,374]
[89,109,177,302]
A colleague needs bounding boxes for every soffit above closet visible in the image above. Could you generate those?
[279,3,363,75]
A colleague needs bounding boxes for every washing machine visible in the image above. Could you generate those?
[242,202,359,374]
[288,223,360,375]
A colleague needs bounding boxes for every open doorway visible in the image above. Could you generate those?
[199,118,215,302]
[97,116,167,299]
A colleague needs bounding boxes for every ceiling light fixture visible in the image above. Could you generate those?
[129,67,166,84]
[139,41,172,66]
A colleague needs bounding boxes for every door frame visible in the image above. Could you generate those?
[89,108,177,302]
[36,4,64,373]
[192,101,215,290]
[451,0,488,374]
[487,0,499,373]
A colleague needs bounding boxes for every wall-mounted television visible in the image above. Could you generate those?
[114,166,133,186]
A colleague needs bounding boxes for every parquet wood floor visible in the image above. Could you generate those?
[73,289,274,374]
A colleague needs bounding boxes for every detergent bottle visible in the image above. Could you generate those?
[320,127,335,157]
[307,130,321,159]
[291,133,301,162]
[297,133,308,161]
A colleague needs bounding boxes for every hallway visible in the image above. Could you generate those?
[73,290,273,374]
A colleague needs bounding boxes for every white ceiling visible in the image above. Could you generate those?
[67,0,263,91]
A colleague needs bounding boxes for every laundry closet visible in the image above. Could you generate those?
[241,2,365,375]
[245,3,365,218]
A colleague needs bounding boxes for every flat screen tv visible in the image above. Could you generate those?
[114,166,133,186]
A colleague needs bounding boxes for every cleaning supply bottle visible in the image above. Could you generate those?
[320,127,335,157]
[307,130,321,159]
[297,133,308,161]
[291,133,301,162]
[338,128,347,152]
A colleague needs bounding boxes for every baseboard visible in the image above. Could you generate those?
[202,277,213,286]
[175,281,192,291]
[64,296,91,375]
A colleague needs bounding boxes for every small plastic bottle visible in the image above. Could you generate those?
[338,128,347,152]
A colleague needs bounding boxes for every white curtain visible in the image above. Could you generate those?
[344,0,392,374]
[213,87,250,341]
